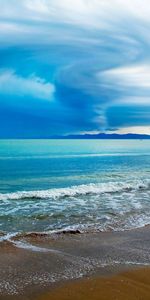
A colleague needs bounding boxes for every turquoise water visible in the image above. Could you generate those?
[0,139,150,234]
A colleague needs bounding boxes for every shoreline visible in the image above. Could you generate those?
[0,226,150,299]
[37,267,150,300]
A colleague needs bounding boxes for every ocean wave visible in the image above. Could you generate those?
[0,180,149,201]
[0,152,149,160]
[1,211,150,254]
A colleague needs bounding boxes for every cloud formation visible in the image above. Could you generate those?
[0,0,150,136]
[0,70,55,100]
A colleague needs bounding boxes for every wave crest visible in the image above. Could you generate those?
[0,180,149,201]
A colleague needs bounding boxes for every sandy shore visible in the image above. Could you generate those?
[38,267,150,300]
[1,226,150,299]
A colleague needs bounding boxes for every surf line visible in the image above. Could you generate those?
[0,232,87,267]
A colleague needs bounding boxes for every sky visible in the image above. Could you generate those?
[0,0,150,137]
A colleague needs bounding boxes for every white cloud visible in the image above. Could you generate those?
[114,97,150,106]
[19,0,150,27]
[110,126,150,135]
[101,64,150,89]
[97,64,150,109]
[0,70,55,100]
[25,0,50,14]
[1,0,150,33]
[0,0,150,54]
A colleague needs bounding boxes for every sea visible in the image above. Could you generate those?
[0,139,150,235]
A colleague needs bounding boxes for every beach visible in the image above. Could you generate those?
[0,140,150,298]
[38,267,150,300]
[1,226,150,299]
[1,0,150,297]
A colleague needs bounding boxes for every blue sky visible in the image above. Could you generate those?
[0,0,150,137]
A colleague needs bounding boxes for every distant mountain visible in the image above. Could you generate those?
[52,133,150,139]
[1,133,150,139]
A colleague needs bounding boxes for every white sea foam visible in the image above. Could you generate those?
[0,231,62,253]
[0,180,149,201]
[0,232,18,242]
[0,180,150,236]
[13,240,57,253]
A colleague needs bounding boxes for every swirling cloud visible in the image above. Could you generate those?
[0,0,150,136]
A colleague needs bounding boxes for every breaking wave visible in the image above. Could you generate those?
[0,180,149,201]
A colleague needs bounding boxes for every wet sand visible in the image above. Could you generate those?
[38,267,150,300]
[1,226,150,299]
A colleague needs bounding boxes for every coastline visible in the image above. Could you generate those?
[0,226,150,299]
[37,267,150,300]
